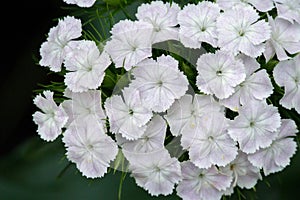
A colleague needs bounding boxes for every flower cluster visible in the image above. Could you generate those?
[33,0,300,199]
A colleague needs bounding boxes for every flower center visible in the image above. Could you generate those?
[230,164,236,171]
[154,26,161,32]
[129,109,134,115]
[86,66,93,72]
[143,136,150,142]
[131,45,137,51]
[86,107,92,114]
[216,70,222,76]
[249,121,255,127]
[238,29,245,36]
[295,77,299,84]
[155,166,161,172]
[157,80,163,87]
[191,109,195,115]
[87,144,94,150]
[46,111,55,119]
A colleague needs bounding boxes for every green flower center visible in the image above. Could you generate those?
[129,109,134,115]
[249,121,255,127]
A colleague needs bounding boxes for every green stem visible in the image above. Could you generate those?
[118,172,127,200]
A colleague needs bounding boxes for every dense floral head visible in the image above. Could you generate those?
[33,0,300,199]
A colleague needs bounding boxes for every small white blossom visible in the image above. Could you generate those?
[275,0,300,24]
[177,161,232,200]
[216,0,274,12]
[62,122,118,179]
[196,51,246,99]
[104,87,153,140]
[221,55,273,111]
[123,148,182,196]
[181,112,238,169]
[33,91,68,142]
[116,115,167,153]
[104,20,153,71]
[178,1,220,48]
[136,1,180,43]
[273,55,300,114]
[62,89,106,132]
[64,40,111,92]
[264,15,300,62]
[39,16,82,72]
[248,119,298,176]
[165,94,223,137]
[130,55,189,112]
[216,5,271,57]
[63,0,96,7]
[221,151,262,195]
[228,101,281,154]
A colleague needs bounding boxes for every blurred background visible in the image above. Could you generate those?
[0,0,299,199]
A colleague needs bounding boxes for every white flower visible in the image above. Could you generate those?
[221,151,262,195]
[39,16,82,72]
[63,0,96,7]
[104,20,153,71]
[181,112,238,169]
[196,51,246,99]
[116,115,167,153]
[165,94,223,137]
[273,55,300,114]
[62,89,106,132]
[216,5,271,57]
[216,0,274,12]
[275,0,300,24]
[62,122,118,179]
[248,119,298,176]
[64,40,111,92]
[136,1,180,43]
[228,101,281,154]
[130,55,189,112]
[104,87,153,140]
[123,148,182,196]
[177,161,232,200]
[264,15,300,62]
[32,91,68,142]
[178,1,220,48]
[220,55,273,111]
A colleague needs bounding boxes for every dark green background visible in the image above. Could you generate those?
[1,1,299,199]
